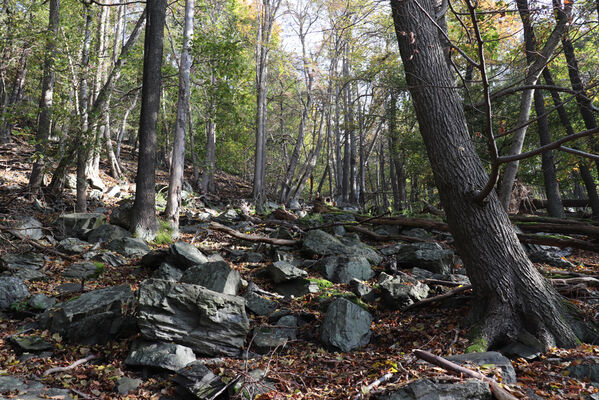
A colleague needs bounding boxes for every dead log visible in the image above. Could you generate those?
[345,225,429,243]
[533,198,590,209]
[413,350,518,400]
[355,215,450,232]
[208,222,298,246]
[516,233,599,253]
[404,285,472,311]
[515,221,599,239]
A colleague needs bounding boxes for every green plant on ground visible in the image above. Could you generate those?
[308,278,334,290]
[154,219,174,245]
[93,261,106,276]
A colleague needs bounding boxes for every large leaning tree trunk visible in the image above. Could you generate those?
[390,0,595,350]
[131,0,167,240]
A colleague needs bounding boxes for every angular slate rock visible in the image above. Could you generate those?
[316,256,374,284]
[117,377,142,395]
[1,253,47,280]
[88,224,131,243]
[320,298,372,352]
[268,261,307,284]
[395,243,454,274]
[10,335,53,352]
[56,213,106,239]
[302,230,382,265]
[10,216,43,240]
[243,290,277,316]
[82,250,127,267]
[274,279,319,298]
[376,378,492,400]
[110,200,134,229]
[567,360,599,383]
[141,249,171,268]
[39,285,135,344]
[63,262,100,280]
[136,279,249,357]
[181,261,241,295]
[378,272,429,309]
[57,237,90,255]
[253,316,298,354]
[0,277,29,309]
[528,251,576,269]
[152,262,184,281]
[106,237,150,258]
[170,242,209,269]
[125,341,195,372]
[28,294,56,310]
[446,352,517,384]
[174,361,227,400]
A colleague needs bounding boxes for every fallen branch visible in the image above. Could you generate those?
[551,276,599,287]
[43,354,98,376]
[353,372,394,400]
[208,222,298,246]
[345,225,429,243]
[413,349,518,400]
[516,233,599,253]
[404,285,472,310]
[0,225,76,261]
[423,279,464,287]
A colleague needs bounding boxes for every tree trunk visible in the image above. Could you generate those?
[29,0,60,191]
[165,0,194,233]
[516,0,564,217]
[116,92,138,162]
[131,0,167,240]
[201,73,216,194]
[0,45,28,143]
[390,0,592,350]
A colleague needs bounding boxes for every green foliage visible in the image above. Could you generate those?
[308,278,334,291]
[10,299,28,312]
[154,220,174,245]
[466,327,487,353]
[93,261,106,277]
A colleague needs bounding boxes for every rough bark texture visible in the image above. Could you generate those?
[29,0,60,190]
[131,0,167,240]
[390,0,589,350]
[166,0,194,232]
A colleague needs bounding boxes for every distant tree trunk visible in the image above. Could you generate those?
[29,0,60,191]
[165,0,194,233]
[379,142,389,211]
[0,46,28,143]
[517,0,564,217]
[391,0,592,349]
[131,0,167,240]
[103,113,121,178]
[116,92,138,162]
[189,106,199,188]
[543,69,599,216]
[201,73,216,194]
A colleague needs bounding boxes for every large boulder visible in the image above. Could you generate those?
[152,262,184,281]
[125,341,195,372]
[110,200,133,229]
[320,298,372,352]
[376,379,492,400]
[87,224,131,244]
[0,277,30,309]
[136,279,249,357]
[106,237,150,258]
[315,256,374,284]
[267,261,308,284]
[378,272,429,309]
[174,361,227,400]
[302,230,382,265]
[180,261,241,295]
[0,375,74,400]
[57,238,90,255]
[243,284,278,316]
[528,250,576,269]
[170,242,209,269]
[39,285,135,344]
[394,243,454,274]
[0,253,46,281]
[55,213,106,239]
[62,261,101,280]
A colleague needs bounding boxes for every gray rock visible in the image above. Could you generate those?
[117,377,142,395]
[181,261,242,295]
[567,360,599,383]
[0,277,29,309]
[243,289,278,316]
[215,209,241,224]
[499,342,541,360]
[10,216,43,240]
[57,238,90,254]
[395,243,454,274]
[141,249,171,268]
[207,253,226,263]
[253,323,297,353]
[333,225,346,236]
[106,237,150,258]
[1,253,46,280]
[153,262,184,281]
[274,279,319,298]
[105,185,121,198]
[446,352,517,384]
[316,256,374,284]
[231,368,276,400]
[268,261,307,284]
[82,250,127,267]
[56,282,83,296]
[528,251,575,269]
[288,199,301,211]
[378,272,430,309]
[374,225,401,236]
[62,262,101,280]
[0,376,62,399]
[320,298,372,352]
[170,242,209,269]
[56,213,106,239]
[349,279,376,302]
[110,200,133,229]
[10,335,52,352]
[88,224,131,243]
[245,252,265,263]
[125,341,195,372]
[174,361,226,400]
[303,229,382,265]
[137,279,249,357]
[39,285,135,344]
[376,378,492,400]
[401,228,433,241]
[28,294,56,310]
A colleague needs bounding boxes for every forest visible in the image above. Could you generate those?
[0,0,599,398]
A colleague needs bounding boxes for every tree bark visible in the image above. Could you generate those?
[29,0,60,191]
[131,0,167,240]
[165,0,194,233]
[390,0,592,349]
[0,45,28,144]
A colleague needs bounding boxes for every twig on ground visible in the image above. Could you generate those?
[353,372,394,400]
[43,354,98,376]
[209,222,299,246]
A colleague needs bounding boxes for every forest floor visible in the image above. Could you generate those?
[0,138,598,399]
